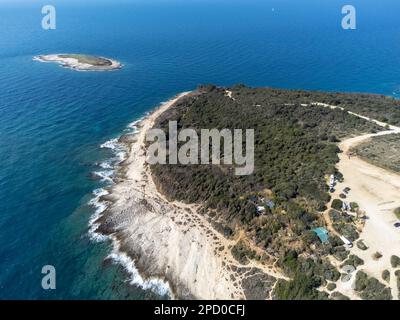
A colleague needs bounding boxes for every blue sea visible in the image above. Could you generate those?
[0,0,399,299]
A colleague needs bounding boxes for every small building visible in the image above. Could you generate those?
[312,227,329,244]
[256,206,266,215]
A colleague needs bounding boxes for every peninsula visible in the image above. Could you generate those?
[96,85,400,300]
[34,54,122,71]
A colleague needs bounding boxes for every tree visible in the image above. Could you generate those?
[331,199,343,211]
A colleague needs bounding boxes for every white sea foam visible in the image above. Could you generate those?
[92,170,114,183]
[100,137,128,162]
[88,137,126,241]
[98,161,113,169]
[107,242,172,297]
[88,187,173,296]
[97,145,125,170]
[88,188,110,242]
[126,117,144,132]
[87,114,173,296]
[87,123,141,241]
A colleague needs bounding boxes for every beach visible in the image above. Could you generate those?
[93,92,281,299]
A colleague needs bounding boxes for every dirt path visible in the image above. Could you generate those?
[104,92,283,299]
[315,102,400,300]
[104,96,399,300]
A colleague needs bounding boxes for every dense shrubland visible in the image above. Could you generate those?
[150,85,396,299]
[152,85,379,233]
[354,271,392,300]
[228,85,400,126]
[352,134,400,174]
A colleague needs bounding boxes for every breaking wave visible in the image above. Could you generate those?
[87,113,172,298]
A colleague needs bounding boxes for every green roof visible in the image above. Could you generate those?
[313,227,329,243]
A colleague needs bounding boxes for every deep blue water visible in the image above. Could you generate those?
[0,0,399,299]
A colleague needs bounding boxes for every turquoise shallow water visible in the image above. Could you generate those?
[0,0,400,299]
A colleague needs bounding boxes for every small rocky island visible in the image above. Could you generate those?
[34,54,122,71]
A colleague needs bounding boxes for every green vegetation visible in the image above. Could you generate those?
[395,270,400,299]
[343,254,364,268]
[326,283,336,291]
[356,240,368,251]
[328,210,359,241]
[305,91,400,126]
[301,230,319,246]
[350,202,359,213]
[152,86,374,255]
[382,270,390,283]
[373,252,383,260]
[231,241,257,265]
[351,134,400,174]
[273,274,328,300]
[58,54,113,66]
[394,207,400,220]
[354,271,392,300]
[390,255,400,268]
[330,291,350,300]
[149,85,398,299]
[331,199,343,211]
[285,251,342,283]
[332,245,349,261]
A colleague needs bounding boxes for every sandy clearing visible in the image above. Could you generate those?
[315,102,400,300]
